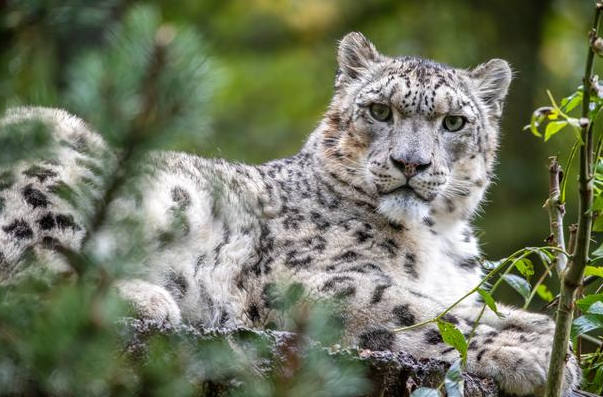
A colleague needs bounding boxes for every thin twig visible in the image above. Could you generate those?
[545,4,603,396]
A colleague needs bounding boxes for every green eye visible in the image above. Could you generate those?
[369,103,392,121]
[443,115,467,132]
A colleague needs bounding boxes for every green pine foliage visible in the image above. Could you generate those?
[65,5,215,150]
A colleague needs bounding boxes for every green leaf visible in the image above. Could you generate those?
[544,121,568,141]
[577,294,603,312]
[593,216,603,233]
[585,266,603,279]
[535,284,554,302]
[535,249,554,266]
[444,358,464,397]
[514,258,534,279]
[437,321,468,362]
[477,288,502,317]
[572,314,603,339]
[527,110,544,137]
[588,301,603,315]
[481,260,499,270]
[411,388,440,397]
[592,195,603,212]
[560,91,583,113]
[502,274,531,301]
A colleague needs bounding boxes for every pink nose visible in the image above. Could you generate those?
[390,155,431,178]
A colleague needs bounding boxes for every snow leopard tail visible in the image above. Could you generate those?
[0,107,117,282]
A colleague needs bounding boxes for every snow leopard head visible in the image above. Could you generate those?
[318,32,511,223]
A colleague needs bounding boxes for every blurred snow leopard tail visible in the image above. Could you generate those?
[0,106,117,282]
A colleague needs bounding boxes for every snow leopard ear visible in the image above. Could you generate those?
[336,32,380,85]
[469,59,512,117]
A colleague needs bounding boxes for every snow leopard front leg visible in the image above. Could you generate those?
[330,282,581,396]
[451,303,581,396]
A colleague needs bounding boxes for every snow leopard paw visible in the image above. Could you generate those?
[466,324,581,396]
[116,279,182,326]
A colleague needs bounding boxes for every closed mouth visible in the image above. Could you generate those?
[383,184,431,202]
[383,184,414,196]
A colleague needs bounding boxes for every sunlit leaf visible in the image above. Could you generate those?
[544,121,568,141]
[588,301,603,315]
[444,358,464,397]
[437,321,468,362]
[585,266,603,279]
[528,110,544,137]
[572,314,603,339]
[514,258,534,279]
[477,288,502,317]
[577,294,603,312]
[535,284,554,302]
[502,274,531,301]
[560,91,583,113]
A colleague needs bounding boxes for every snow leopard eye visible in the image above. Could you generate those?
[442,115,466,132]
[369,103,391,122]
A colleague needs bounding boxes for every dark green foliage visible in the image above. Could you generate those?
[0,276,369,396]
[65,5,214,150]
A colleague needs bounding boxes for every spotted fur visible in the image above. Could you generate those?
[0,33,580,396]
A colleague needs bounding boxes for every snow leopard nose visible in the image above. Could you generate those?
[390,155,431,178]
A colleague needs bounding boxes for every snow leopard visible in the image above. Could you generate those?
[0,32,580,395]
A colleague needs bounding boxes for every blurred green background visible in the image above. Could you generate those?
[0,0,597,260]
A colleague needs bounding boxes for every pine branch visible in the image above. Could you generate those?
[59,22,175,281]
[545,4,603,396]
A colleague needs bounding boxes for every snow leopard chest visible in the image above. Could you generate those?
[234,176,483,309]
